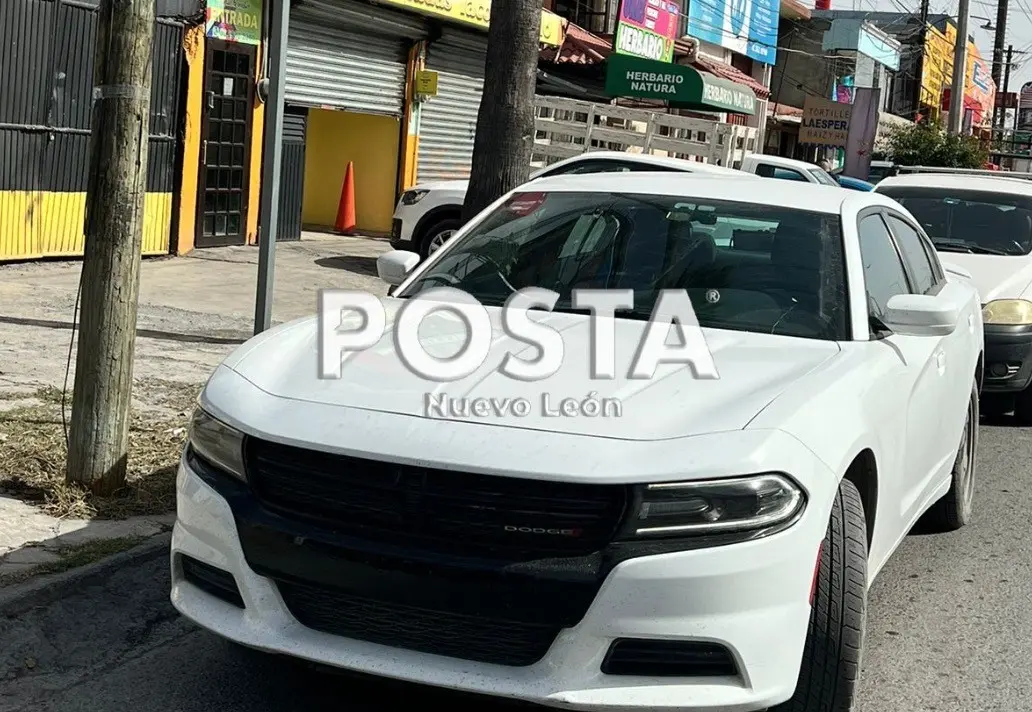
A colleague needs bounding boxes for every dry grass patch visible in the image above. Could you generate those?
[0,379,201,520]
[0,535,149,587]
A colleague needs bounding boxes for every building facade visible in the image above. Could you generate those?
[0,0,198,262]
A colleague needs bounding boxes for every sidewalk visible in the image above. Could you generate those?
[0,234,390,584]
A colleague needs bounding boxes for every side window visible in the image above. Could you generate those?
[773,168,808,181]
[754,163,806,181]
[858,214,911,320]
[886,214,942,293]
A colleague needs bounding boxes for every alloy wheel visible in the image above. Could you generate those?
[428,229,455,254]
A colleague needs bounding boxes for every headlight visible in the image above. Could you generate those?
[982,299,1032,325]
[400,189,429,205]
[622,474,804,538]
[187,408,246,480]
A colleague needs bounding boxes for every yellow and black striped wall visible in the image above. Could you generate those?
[0,0,190,263]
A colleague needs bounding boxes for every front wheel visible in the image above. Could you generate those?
[771,478,867,712]
[418,218,463,259]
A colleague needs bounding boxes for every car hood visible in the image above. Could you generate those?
[936,252,1032,302]
[224,301,842,441]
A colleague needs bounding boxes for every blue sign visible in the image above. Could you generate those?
[685,0,781,65]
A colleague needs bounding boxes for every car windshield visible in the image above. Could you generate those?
[876,186,1032,256]
[809,169,840,186]
[398,191,849,341]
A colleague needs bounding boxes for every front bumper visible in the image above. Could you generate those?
[982,324,1032,393]
[388,201,419,251]
[171,451,827,712]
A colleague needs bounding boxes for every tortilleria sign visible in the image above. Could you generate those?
[799,95,852,147]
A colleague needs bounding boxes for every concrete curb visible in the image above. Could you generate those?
[0,532,171,618]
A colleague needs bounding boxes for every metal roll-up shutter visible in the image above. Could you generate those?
[277,106,308,242]
[416,28,488,182]
[285,0,416,115]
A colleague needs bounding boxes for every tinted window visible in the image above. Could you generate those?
[401,191,849,340]
[875,186,1032,255]
[755,164,808,182]
[858,215,910,320]
[886,215,941,293]
[542,159,681,177]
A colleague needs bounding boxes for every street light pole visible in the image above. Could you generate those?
[947,0,971,133]
[254,0,290,334]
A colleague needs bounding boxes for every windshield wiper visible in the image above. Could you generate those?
[933,242,1010,255]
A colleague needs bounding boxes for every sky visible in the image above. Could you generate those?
[860,0,1032,91]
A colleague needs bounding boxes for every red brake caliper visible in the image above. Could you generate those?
[809,542,824,606]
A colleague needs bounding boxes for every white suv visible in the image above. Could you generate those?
[389,151,758,258]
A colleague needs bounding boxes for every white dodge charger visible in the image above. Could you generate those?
[172,173,983,712]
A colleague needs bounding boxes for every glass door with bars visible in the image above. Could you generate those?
[196,39,257,248]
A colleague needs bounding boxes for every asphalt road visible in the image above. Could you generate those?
[2,419,1031,712]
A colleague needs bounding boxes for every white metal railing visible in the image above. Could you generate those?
[531,96,758,169]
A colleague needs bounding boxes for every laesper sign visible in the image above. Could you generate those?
[799,95,853,148]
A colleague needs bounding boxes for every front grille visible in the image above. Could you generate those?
[245,438,629,557]
[278,579,560,666]
[390,217,403,241]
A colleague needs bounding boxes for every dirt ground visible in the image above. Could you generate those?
[0,234,390,520]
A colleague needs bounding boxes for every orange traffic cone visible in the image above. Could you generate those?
[335,161,357,234]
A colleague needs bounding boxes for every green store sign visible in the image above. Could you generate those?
[604,54,757,115]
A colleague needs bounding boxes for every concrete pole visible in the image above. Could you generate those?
[254,0,290,334]
[947,0,971,133]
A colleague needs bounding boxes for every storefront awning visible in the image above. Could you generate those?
[604,53,757,115]
[692,55,771,100]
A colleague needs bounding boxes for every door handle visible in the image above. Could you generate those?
[935,349,946,373]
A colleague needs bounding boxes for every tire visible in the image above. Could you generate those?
[922,381,979,531]
[418,217,463,259]
[1015,386,1032,425]
[980,393,1012,420]
[771,478,867,712]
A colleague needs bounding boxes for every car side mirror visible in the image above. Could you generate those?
[883,293,958,337]
[376,250,420,286]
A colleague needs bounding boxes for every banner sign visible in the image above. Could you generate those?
[205,0,263,45]
[800,95,853,147]
[614,0,681,63]
[684,0,781,65]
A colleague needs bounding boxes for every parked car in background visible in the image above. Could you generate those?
[389,151,759,259]
[835,174,875,191]
[738,153,842,186]
[876,172,1032,419]
[866,160,897,184]
[174,173,983,712]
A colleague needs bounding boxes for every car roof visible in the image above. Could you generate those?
[516,171,891,214]
[540,150,757,177]
[876,172,1032,195]
[747,154,820,171]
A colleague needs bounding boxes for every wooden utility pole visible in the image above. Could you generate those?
[67,0,154,495]
[912,0,929,120]
[461,0,543,222]
[990,0,1008,129]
